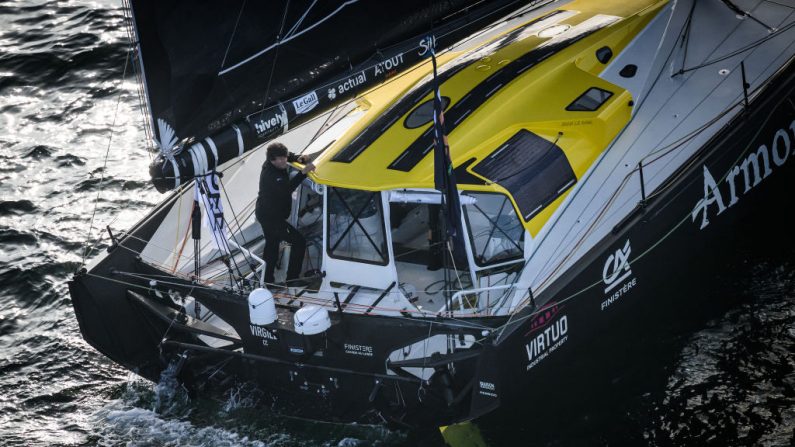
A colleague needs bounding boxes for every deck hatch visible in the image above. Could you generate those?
[566,87,613,111]
[472,129,576,221]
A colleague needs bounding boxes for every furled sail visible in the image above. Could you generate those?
[125,0,528,192]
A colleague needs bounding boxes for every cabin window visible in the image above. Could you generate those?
[565,87,613,111]
[404,97,450,129]
[327,188,389,265]
[462,192,524,267]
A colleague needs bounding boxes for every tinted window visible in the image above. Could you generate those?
[565,87,613,111]
[404,97,450,129]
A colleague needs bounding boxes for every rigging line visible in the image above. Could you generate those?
[260,0,292,116]
[217,175,249,245]
[220,0,248,71]
[116,229,194,264]
[446,243,465,293]
[764,0,795,10]
[219,0,359,75]
[678,0,697,76]
[130,48,153,159]
[720,0,776,31]
[284,0,318,39]
[676,19,795,75]
[80,47,131,267]
[80,210,126,266]
[173,192,190,273]
[418,320,434,396]
[308,107,336,146]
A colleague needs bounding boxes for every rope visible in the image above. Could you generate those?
[80,47,131,267]
[675,19,795,76]
[260,0,291,109]
[220,0,248,71]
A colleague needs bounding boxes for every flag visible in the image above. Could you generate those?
[195,172,231,257]
[428,37,464,242]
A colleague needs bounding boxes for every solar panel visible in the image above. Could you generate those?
[472,129,576,221]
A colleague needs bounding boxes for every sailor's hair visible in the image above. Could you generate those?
[266,142,288,161]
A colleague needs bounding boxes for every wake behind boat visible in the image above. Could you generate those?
[70,0,795,429]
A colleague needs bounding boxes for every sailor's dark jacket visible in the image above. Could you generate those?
[255,155,306,225]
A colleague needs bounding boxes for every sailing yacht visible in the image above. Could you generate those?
[70,0,795,428]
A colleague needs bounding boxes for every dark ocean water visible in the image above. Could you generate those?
[0,1,792,446]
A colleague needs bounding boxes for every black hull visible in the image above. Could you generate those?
[470,58,795,428]
[69,58,795,430]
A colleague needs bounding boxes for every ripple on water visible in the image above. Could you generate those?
[54,153,86,167]
[75,177,150,192]
[22,144,56,159]
[647,264,795,447]
[0,200,37,216]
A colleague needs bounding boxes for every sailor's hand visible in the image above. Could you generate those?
[301,162,316,175]
[297,155,309,163]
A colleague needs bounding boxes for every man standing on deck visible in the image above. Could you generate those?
[256,142,315,286]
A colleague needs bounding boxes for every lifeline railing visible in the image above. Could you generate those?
[439,284,516,316]
[227,239,266,287]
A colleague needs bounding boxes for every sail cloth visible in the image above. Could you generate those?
[127,0,528,192]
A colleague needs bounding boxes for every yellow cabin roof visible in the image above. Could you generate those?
[307,0,667,234]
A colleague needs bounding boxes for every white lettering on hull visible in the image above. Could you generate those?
[344,343,374,357]
[600,239,639,310]
[525,315,568,370]
[692,118,794,229]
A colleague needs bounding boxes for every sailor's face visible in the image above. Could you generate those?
[271,156,288,170]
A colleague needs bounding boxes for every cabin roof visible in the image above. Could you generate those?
[307,0,667,234]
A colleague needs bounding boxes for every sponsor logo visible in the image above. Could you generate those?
[524,302,562,336]
[327,87,337,100]
[601,239,638,310]
[250,325,278,347]
[292,91,319,114]
[335,71,367,97]
[253,109,287,136]
[478,380,498,398]
[343,343,373,357]
[373,53,405,77]
[250,325,278,340]
[692,119,794,229]
[418,35,436,56]
[525,314,568,371]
